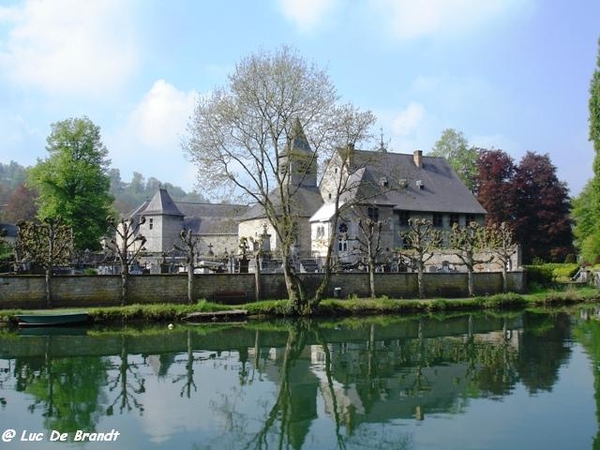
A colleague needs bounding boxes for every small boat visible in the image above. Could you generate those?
[14,312,90,327]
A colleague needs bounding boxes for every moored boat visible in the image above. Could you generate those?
[14,312,90,327]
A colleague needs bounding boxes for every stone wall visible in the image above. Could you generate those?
[0,270,526,309]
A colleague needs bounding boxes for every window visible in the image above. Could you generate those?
[398,210,409,226]
[367,207,379,223]
[433,213,443,228]
[338,238,348,252]
[449,214,459,227]
[338,223,348,233]
[466,215,477,225]
[149,218,153,230]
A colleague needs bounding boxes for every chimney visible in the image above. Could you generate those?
[413,150,423,168]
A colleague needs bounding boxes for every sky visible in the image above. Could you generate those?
[0,0,598,197]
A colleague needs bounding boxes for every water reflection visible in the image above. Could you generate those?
[0,310,596,449]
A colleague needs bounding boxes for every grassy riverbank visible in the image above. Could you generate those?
[1,284,599,325]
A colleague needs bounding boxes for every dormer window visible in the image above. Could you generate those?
[380,177,389,187]
[416,180,424,190]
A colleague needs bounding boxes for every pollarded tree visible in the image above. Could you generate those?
[15,217,73,307]
[183,46,374,315]
[428,128,480,191]
[512,152,573,263]
[28,117,114,251]
[353,217,383,299]
[486,222,518,292]
[401,218,442,299]
[449,221,493,297]
[106,216,147,305]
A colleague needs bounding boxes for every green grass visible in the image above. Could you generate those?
[1,285,599,325]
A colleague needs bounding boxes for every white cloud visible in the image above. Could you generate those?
[277,0,339,31]
[367,0,534,41]
[0,0,139,96]
[108,80,198,189]
[392,102,425,136]
[127,79,197,148]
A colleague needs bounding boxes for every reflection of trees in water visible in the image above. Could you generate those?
[516,312,572,394]
[12,337,108,435]
[106,335,146,415]
[572,311,600,450]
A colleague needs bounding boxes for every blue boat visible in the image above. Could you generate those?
[15,312,89,327]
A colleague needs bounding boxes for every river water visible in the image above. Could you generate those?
[0,308,599,449]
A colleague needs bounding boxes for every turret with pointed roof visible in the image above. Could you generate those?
[138,187,184,253]
[278,118,318,188]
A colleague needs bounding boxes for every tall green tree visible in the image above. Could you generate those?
[28,117,113,251]
[574,38,600,263]
[428,128,479,191]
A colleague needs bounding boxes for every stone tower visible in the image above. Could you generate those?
[138,187,184,253]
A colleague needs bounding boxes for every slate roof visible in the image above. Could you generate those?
[178,202,247,235]
[142,187,184,216]
[240,186,324,221]
[128,188,248,235]
[342,149,486,215]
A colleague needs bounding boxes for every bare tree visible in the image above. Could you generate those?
[183,46,374,315]
[401,218,443,299]
[353,216,384,298]
[15,217,73,307]
[106,216,147,305]
[175,229,201,304]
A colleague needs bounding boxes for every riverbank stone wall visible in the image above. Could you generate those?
[0,270,526,309]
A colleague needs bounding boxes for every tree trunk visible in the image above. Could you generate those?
[501,267,508,293]
[368,258,376,298]
[45,267,52,308]
[467,269,475,297]
[254,253,261,302]
[417,263,425,299]
[187,261,194,304]
[120,268,128,306]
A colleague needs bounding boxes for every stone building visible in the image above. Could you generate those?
[125,187,247,272]
[124,123,491,273]
[310,146,488,270]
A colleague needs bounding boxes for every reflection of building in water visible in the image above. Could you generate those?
[248,345,320,450]
[308,328,522,430]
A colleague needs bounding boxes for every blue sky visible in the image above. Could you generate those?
[0,0,598,196]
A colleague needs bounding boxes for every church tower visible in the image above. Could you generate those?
[279,118,317,188]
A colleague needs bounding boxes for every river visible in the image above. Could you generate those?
[0,308,598,449]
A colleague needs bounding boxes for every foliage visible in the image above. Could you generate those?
[512,152,573,263]
[574,42,600,264]
[428,128,480,191]
[400,218,443,298]
[108,169,205,216]
[449,221,493,296]
[1,183,37,223]
[105,216,147,305]
[523,264,556,289]
[28,117,114,251]
[474,149,516,226]
[15,217,73,306]
[475,148,572,264]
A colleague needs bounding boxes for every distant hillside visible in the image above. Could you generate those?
[0,161,205,222]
